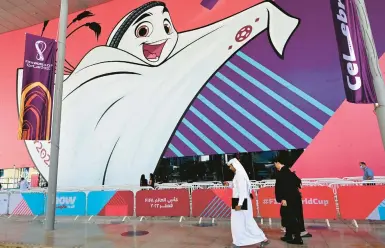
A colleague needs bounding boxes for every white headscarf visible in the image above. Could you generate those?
[227,158,252,193]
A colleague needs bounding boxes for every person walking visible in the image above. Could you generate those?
[298,203,312,238]
[274,160,303,245]
[225,158,269,248]
[282,167,312,238]
[18,178,29,191]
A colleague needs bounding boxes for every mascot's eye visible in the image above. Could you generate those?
[163,19,172,35]
[135,22,153,38]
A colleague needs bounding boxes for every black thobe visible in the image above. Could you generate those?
[275,166,302,237]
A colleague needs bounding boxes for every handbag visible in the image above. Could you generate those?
[232,198,248,210]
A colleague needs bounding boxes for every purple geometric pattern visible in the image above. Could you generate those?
[164,49,333,157]
[200,196,231,218]
[163,0,385,158]
[200,0,219,10]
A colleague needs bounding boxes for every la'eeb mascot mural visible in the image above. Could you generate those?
[17,1,300,187]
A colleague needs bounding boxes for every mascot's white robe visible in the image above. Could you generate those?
[20,1,300,187]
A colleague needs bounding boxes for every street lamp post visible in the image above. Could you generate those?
[355,0,385,149]
[45,0,68,231]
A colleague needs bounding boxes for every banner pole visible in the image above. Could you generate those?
[355,0,385,149]
[13,165,16,188]
[45,0,68,231]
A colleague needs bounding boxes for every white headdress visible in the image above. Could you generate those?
[227,158,252,193]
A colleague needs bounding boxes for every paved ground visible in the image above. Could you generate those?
[0,217,384,248]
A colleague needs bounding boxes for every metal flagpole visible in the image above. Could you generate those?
[45,0,68,231]
[355,0,385,149]
[13,165,16,188]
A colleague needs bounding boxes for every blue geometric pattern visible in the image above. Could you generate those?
[164,48,335,157]
[22,193,45,215]
[379,200,385,220]
[87,191,116,215]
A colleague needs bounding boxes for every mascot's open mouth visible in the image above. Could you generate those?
[143,40,167,62]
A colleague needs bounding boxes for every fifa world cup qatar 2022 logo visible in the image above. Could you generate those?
[25,39,53,71]
[35,40,47,62]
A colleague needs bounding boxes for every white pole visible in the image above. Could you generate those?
[13,165,16,188]
[355,0,385,149]
[45,0,68,231]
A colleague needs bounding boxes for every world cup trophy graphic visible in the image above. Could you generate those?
[35,40,47,62]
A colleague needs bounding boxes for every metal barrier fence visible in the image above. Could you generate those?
[0,177,33,189]
[0,178,384,227]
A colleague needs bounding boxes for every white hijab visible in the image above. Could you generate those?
[227,158,252,193]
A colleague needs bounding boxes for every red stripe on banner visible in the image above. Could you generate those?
[201,196,229,218]
[192,189,216,217]
[192,188,257,218]
[13,199,32,215]
[109,192,125,205]
[98,191,134,216]
[13,200,24,215]
[21,200,31,215]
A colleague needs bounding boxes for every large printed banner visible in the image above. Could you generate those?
[136,189,190,217]
[9,193,45,216]
[192,188,257,218]
[258,186,337,219]
[18,33,57,140]
[338,185,385,220]
[330,0,376,103]
[87,190,134,216]
[5,0,385,187]
[55,192,86,216]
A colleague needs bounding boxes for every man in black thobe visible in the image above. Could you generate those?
[274,161,303,245]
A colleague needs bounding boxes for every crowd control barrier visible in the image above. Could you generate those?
[9,192,45,216]
[337,185,385,221]
[55,191,86,216]
[258,186,337,221]
[192,188,257,218]
[136,189,190,217]
[1,178,384,228]
[87,190,134,216]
